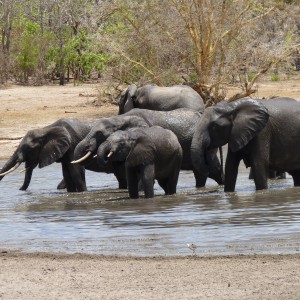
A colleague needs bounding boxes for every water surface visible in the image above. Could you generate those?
[0,160,300,256]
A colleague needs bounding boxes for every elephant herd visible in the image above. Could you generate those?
[1,83,300,198]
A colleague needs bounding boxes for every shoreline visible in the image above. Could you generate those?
[1,251,300,299]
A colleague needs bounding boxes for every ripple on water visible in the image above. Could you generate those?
[0,162,300,256]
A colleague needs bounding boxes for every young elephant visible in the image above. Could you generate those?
[97,126,183,198]
[0,119,127,192]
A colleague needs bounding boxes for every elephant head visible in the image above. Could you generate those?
[73,115,149,165]
[0,126,71,190]
[191,99,269,176]
[118,84,138,114]
[97,129,155,167]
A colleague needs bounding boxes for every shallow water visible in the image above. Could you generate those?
[0,160,300,256]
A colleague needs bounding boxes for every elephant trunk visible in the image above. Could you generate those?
[97,141,112,166]
[73,137,97,164]
[190,131,211,179]
[206,148,224,185]
[0,152,23,180]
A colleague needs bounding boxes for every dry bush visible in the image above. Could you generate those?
[100,0,300,105]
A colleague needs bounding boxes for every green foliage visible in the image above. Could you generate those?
[247,72,256,82]
[63,31,109,81]
[14,19,41,82]
[271,73,280,81]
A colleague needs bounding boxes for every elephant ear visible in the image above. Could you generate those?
[39,127,72,168]
[118,89,129,114]
[128,84,137,99]
[126,135,156,167]
[229,99,269,152]
[123,84,138,112]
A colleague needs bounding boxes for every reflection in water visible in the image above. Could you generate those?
[0,160,300,256]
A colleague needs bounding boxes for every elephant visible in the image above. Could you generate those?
[190,97,300,192]
[0,118,127,192]
[97,126,183,198]
[72,115,149,165]
[118,84,204,114]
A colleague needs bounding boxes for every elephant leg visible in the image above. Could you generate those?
[288,170,300,186]
[112,163,127,189]
[251,164,268,190]
[57,178,66,190]
[193,168,207,188]
[248,168,254,180]
[224,151,241,192]
[157,178,168,193]
[62,162,87,192]
[165,159,181,195]
[140,164,155,198]
[126,167,139,199]
[19,166,34,191]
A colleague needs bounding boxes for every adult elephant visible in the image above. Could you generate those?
[74,108,223,187]
[191,97,300,192]
[97,127,182,198]
[0,119,127,192]
[118,84,204,114]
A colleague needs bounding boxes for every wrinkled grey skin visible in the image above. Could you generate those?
[191,97,300,192]
[118,84,204,114]
[73,115,149,163]
[0,119,126,192]
[97,127,183,198]
[124,108,224,187]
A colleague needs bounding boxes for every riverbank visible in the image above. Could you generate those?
[1,79,300,299]
[0,252,299,299]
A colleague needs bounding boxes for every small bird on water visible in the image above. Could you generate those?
[187,243,197,255]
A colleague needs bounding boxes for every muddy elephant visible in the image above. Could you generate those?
[97,126,183,198]
[191,97,300,192]
[118,84,204,114]
[0,119,127,192]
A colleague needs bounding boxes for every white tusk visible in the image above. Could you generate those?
[19,168,28,173]
[71,151,92,164]
[107,151,113,158]
[0,162,21,176]
[93,154,97,158]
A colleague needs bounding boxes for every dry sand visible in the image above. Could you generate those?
[0,252,299,300]
[0,80,300,299]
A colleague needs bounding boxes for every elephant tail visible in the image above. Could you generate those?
[219,146,224,184]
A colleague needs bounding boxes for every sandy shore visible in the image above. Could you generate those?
[0,252,300,300]
[1,80,300,299]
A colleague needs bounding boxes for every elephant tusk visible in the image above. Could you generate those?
[0,162,21,176]
[19,167,28,173]
[107,151,113,158]
[93,154,97,158]
[71,151,92,164]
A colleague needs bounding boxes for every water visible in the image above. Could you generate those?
[0,160,300,256]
